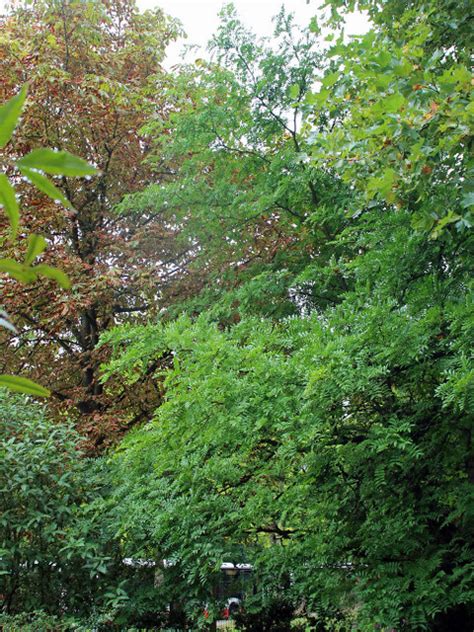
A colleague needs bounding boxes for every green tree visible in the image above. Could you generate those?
[309,0,473,237]
[101,3,474,629]
[122,5,353,323]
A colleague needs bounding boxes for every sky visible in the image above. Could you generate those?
[137,0,370,66]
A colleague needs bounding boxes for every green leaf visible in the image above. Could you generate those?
[367,167,396,202]
[288,84,300,100]
[461,191,474,209]
[25,234,47,266]
[0,85,27,149]
[0,374,50,397]
[430,211,461,239]
[309,16,319,34]
[452,65,471,85]
[322,72,339,88]
[19,167,72,208]
[0,256,70,288]
[17,149,97,176]
[0,258,35,283]
[34,264,71,289]
[374,93,406,114]
[0,174,20,236]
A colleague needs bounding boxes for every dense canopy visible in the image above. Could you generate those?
[0,0,472,630]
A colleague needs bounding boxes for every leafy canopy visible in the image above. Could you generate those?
[100,2,473,628]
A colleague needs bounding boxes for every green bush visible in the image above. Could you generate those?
[0,391,112,617]
[0,611,70,631]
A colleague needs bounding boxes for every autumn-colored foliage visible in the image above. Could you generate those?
[0,0,181,448]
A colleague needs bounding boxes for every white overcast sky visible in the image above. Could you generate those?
[137,0,370,66]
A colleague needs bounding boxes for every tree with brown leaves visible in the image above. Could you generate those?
[0,0,183,449]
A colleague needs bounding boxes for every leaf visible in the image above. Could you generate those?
[0,84,27,148]
[375,93,406,114]
[461,191,474,209]
[309,16,319,34]
[322,72,339,88]
[288,84,300,99]
[0,258,35,283]
[17,149,97,176]
[383,94,405,112]
[367,167,396,202]
[34,264,71,289]
[25,234,47,266]
[0,374,50,397]
[19,167,72,208]
[0,174,20,236]
[430,211,461,239]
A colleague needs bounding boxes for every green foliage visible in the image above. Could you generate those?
[321,0,473,60]
[0,86,96,237]
[0,0,470,629]
[0,173,20,236]
[310,0,473,238]
[103,239,474,625]
[0,84,27,149]
[17,148,97,177]
[0,391,113,616]
[120,6,353,322]
[101,2,474,629]
[0,374,50,397]
[0,611,70,631]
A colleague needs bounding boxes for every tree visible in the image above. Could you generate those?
[122,5,354,324]
[0,0,181,448]
[0,84,97,397]
[101,3,473,628]
[309,0,473,238]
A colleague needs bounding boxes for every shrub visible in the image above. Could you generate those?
[0,391,110,616]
